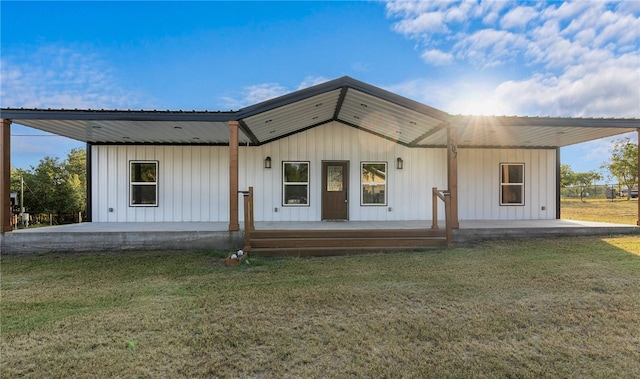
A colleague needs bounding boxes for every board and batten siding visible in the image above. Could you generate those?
[457,148,557,220]
[91,122,557,222]
[91,145,229,222]
[238,122,448,222]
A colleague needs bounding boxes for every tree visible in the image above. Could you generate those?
[560,164,574,188]
[10,149,87,224]
[560,164,602,200]
[602,138,638,200]
[573,170,602,200]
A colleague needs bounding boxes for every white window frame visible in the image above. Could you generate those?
[282,161,310,207]
[500,163,525,206]
[130,160,158,207]
[361,161,387,206]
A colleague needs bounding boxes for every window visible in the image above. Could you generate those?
[283,162,309,206]
[130,161,158,206]
[361,162,386,205]
[500,163,524,205]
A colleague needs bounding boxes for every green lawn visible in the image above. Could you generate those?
[562,198,638,224]
[2,236,639,378]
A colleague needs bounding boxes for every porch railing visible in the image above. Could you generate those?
[239,186,255,251]
[431,187,453,247]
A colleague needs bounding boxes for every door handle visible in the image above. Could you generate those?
[344,199,348,203]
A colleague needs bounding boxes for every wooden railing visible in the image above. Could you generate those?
[239,186,255,251]
[431,187,453,247]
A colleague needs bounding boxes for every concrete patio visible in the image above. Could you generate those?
[1,219,637,254]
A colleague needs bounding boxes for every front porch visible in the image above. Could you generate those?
[1,220,637,255]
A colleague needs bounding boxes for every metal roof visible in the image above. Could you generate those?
[2,76,638,148]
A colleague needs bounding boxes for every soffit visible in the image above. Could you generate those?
[242,89,341,143]
[336,89,446,145]
[425,116,639,148]
[6,118,251,144]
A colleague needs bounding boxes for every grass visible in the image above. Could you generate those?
[2,236,640,378]
[561,198,638,224]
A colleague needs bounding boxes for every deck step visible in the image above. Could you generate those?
[250,229,445,239]
[246,228,448,256]
[251,237,445,249]
[251,245,442,257]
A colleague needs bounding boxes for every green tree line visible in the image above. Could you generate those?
[11,148,86,224]
[562,137,638,200]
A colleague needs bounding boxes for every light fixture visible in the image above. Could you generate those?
[264,156,272,169]
[396,157,403,170]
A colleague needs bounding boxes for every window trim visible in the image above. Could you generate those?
[282,161,310,207]
[130,160,159,207]
[499,162,525,206]
[361,161,387,206]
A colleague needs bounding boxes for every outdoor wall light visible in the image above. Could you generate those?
[264,156,272,169]
[396,157,403,170]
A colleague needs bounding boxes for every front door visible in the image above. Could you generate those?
[322,161,349,220]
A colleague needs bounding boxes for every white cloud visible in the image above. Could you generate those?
[392,10,447,37]
[242,83,288,105]
[0,44,142,109]
[500,6,539,30]
[420,49,453,66]
[220,77,332,110]
[296,76,330,90]
[384,0,640,119]
[493,52,640,117]
[454,28,529,67]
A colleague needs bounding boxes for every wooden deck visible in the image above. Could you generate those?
[239,187,455,255]
[247,228,448,256]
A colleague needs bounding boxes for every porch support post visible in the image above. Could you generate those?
[228,121,240,231]
[1,119,11,233]
[447,125,459,229]
[637,129,639,226]
[85,143,92,222]
[556,148,561,220]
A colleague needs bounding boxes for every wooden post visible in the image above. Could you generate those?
[1,119,11,233]
[241,188,254,251]
[637,129,639,226]
[248,186,255,231]
[447,125,459,228]
[445,192,453,248]
[431,187,439,229]
[228,121,240,231]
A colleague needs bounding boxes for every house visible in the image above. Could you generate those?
[1,76,639,251]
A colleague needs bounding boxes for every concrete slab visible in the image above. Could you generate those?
[453,219,639,244]
[1,220,637,254]
[1,223,240,254]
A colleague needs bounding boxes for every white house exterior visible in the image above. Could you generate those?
[2,76,639,233]
[89,121,557,223]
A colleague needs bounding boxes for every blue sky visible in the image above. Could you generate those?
[2,1,639,179]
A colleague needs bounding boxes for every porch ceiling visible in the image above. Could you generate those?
[2,76,638,148]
